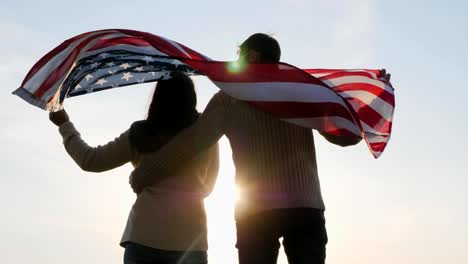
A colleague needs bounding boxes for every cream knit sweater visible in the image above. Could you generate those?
[58,121,219,251]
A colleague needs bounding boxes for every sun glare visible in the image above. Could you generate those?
[204,138,288,263]
[233,186,242,203]
[204,137,238,263]
[227,61,247,74]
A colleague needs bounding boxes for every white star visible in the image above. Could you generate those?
[137,78,145,83]
[121,72,134,81]
[85,74,94,81]
[185,69,196,75]
[106,62,115,67]
[119,63,131,70]
[76,84,82,89]
[90,62,99,68]
[149,72,156,76]
[108,69,117,74]
[143,56,154,64]
[99,53,109,58]
[172,59,184,68]
[135,66,144,72]
[96,78,108,86]
[162,71,172,80]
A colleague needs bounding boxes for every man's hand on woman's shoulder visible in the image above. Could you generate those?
[129,172,143,195]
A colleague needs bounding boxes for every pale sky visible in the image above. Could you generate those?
[1,0,467,263]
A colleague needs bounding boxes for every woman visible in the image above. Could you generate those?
[49,72,219,264]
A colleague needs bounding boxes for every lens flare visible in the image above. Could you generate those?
[227,61,247,74]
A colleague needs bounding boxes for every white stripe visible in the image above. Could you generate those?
[213,81,349,106]
[284,116,361,136]
[310,73,333,78]
[98,32,130,39]
[23,30,115,93]
[365,134,389,144]
[322,75,394,94]
[201,54,212,61]
[339,90,394,121]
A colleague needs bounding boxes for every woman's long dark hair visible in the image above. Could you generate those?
[129,72,199,153]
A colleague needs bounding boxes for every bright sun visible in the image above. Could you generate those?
[204,137,239,263]
[203,137,288,264]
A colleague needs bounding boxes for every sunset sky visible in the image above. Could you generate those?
[1,0,467,263]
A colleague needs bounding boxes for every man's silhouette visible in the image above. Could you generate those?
[130,33,390,264]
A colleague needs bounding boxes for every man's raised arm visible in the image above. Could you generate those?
[130,92,230,193]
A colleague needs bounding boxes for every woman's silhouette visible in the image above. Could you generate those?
[49,72,219,264]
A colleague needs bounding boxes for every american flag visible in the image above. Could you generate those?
[13,29,395,158]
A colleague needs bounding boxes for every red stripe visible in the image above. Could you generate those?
[334,83,395,106]
[185,60,326,85]
[247,101,355,121]
[369,142,387,153]
[87,36,151,51]
[305,69,380,76]
[34,32,113,98]
[144,35,187,57]
[320,128,361,138]
[305,69,344,75]
[21,31,101,86]
[176,42,210,61]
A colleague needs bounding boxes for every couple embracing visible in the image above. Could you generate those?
[50,33,388,264]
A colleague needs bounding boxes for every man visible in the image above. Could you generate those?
[130,33,391,264]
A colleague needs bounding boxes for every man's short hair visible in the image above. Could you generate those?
[240,33,281,63]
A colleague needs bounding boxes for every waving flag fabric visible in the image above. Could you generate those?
[13,29,395,158]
